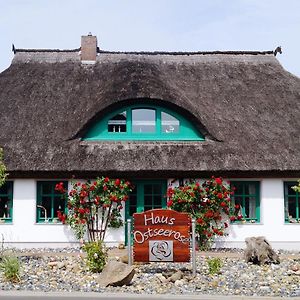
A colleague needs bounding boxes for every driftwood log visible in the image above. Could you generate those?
[244,236,280,265]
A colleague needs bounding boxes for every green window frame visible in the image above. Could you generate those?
[36,181,67,223]
[231,181,260,223]
[83,104,204,141]
[284,181,300,223]
[0,181,13,224]
[125,180,167,245]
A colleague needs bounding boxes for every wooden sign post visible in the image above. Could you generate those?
[132,209,191,263]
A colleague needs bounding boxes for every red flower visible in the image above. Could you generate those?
[55,182,65,193]
[89,185,95,191]
[224,222,228,228]
[167,200,173,207]
[230,216,236,221]
[104,177,109,183]
[235,204,240,209]
[204,210,214,218]
[237,215,243,220]
[115,179,120,186]
[220,201,227,207]
[167,187,173,195]
[197,218,205,225]
[215,177,222,185]
[80,191,88,198]
[217,193,223,199]
[110,195,118,202]
[78,208,85,214]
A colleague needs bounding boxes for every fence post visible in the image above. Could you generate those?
[127,219,132,266]
[191,218,196,276]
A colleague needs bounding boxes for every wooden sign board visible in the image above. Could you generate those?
[133,209,191,262]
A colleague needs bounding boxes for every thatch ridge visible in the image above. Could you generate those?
[14,47,274,56]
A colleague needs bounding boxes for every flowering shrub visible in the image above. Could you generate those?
[55,177,132,242]
[82,240,107,273]
[167,177,241,249]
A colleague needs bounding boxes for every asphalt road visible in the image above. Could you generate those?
[1,291,300,300]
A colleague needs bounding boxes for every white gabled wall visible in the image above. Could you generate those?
[1,178,300,249]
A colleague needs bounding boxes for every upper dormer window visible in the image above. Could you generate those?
[84,104,204,141]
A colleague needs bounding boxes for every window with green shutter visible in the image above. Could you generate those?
[36,181,67,223]
[0,181,13,223]
[231,181,260,223]
[284,181,300,223]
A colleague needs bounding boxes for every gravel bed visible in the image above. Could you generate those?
[1,248,300,297]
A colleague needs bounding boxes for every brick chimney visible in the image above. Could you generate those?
[81,33,97,64]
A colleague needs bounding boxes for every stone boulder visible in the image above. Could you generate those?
[96,261,135,287]
[244,236,280,265]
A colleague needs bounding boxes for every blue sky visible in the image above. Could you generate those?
[1,0,300,76]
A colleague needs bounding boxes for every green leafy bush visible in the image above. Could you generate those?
[207,257,222,275]
[82,241,107,273]
[292,180,300,193]
[0,255,21,282]
[0,147,8,188]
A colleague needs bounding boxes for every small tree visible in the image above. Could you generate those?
[55,177,132,242]
[0,147,8,188]
[167,176,240,249]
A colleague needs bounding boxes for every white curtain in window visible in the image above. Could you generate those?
[249,184,256,218]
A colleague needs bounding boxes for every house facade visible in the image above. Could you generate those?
[0,35,300,249]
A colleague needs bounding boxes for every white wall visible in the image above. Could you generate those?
[218,179,300,250]
[1,178,300,250]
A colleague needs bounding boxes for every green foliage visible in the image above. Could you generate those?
[167,177,240,248]
[207,257,222,275]
[82,241,107,273]
[292,180,300,193]
[0,148,8,188]
[0,255,21,282]
[108,207,124,228]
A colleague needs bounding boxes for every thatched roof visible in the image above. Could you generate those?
[0,46,300,178]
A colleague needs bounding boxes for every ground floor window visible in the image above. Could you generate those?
[0,181,13,223]
[231,181,260,222]
[36,181,67,223]
[284,181,300,223]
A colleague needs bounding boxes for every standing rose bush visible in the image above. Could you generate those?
[55,177,132,242]
[167,176,241,249]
